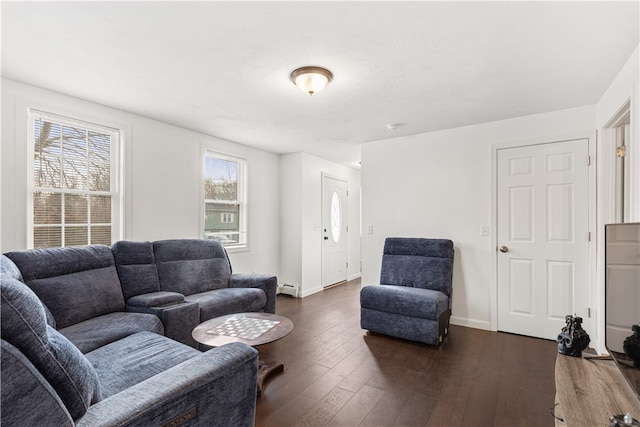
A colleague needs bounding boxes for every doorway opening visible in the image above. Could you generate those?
[603,100,631,222]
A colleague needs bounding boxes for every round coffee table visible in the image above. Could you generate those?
[192,312,293,396]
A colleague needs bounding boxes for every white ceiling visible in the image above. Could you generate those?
[2,1,638,168]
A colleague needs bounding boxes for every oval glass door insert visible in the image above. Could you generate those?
[330,191,341,243]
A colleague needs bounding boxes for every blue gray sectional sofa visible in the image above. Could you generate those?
[111,239,277,348]
[5,239,277,350]
[0,238,278,426]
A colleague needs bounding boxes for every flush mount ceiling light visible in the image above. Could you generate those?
[290,66,333,96]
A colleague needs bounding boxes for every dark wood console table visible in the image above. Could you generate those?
[554,353,640,426]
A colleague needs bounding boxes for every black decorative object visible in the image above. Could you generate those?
[623,324,640,368]
[609,413,640,427]
[557,314,590,357]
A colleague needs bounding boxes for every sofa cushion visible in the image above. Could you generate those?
[360,284,449,320]
[59,312,164,354]
[0,277,101,420]
[111,240,162,300]
[5,245,125,328]
[186,288,267,321]
[1,254,23,281]
[85,331,201,398]
[153,239,231,295]
[1,340,75,426]
[1,254,57,327]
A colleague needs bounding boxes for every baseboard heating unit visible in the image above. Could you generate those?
[278,283,299,298]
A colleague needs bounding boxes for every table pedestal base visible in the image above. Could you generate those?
[257,359,284,396]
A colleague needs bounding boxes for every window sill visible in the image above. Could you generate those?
[224,245,249,254]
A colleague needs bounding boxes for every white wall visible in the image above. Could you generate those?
[596,45,639,222]
[1,78,280,275]
[279,153,303,289]
[280,152,361,297]
[361,105,596,330]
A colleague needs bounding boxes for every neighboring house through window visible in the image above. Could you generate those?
[203,150,246,248]
[220,212,234,223]
[28,109,121,249]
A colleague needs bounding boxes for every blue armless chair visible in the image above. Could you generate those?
[360,237,454,346]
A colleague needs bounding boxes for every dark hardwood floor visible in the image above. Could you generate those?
[255,279,557,427]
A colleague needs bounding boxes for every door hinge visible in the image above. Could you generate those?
[346,262,349,268]
[588,307,591,318]
[587,231,591,241]
[616,145,626,158]
[587,155,591,166]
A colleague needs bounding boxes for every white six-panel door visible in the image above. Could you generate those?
[497,139,590,340]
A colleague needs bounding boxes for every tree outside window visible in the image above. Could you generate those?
[203,151,246,248]
[28,110,120,248]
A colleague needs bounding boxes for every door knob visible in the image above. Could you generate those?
[499,245,509,253]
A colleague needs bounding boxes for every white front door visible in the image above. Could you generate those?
[322,175,348,287]
[497,139,590,340]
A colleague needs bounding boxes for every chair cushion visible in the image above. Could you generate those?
[186,288,267,321]
[85,331,201,398]
[59,312,164,354]
[360,284,449,320]
[5,245,125,328]
[383,238,454,258]
[153,239,231,295]
[380,238,454,296]
[360,308,441,345]
[0,277,101,420]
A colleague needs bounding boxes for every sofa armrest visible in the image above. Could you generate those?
[126,293,200,348]
[76,342,258,427]
[127,291,185,307]
[228,274,277,314]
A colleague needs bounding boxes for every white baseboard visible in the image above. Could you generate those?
[289,274,362,299]
[298,285,323,298]
[450,315,492,331]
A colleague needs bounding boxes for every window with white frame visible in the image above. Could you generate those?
[28,109,121,249]
[203,151,246,248]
